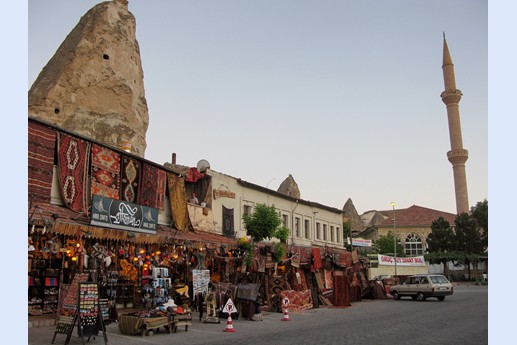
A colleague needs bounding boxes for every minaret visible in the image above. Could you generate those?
[440,34,469,214]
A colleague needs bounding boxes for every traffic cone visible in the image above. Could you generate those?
[223,314,236,332]
[281,307,291,321]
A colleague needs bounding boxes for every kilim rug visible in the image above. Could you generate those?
[290,268,308,291]
[312,247,322,269]
[167,172,193,231]
[138,163,158,208]
[28,121,56,203]
[156,169,166,210]
[90,144,121,200]
[280,290,313,312]
[324,269,333,289]
[268,275,287,296]
[120,155,141,203]
[222,206,234,238]
[57,133,90,213]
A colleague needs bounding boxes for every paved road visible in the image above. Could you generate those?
[28,285,487,345]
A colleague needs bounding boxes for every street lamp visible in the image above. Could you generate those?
[390,202,397,277]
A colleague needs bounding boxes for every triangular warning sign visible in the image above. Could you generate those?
[222,298,237,313]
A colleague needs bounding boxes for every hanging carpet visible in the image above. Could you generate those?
[57,132,90,213]
[28,121,56,203]
[222,206,234,238]
[167,172,193,231]
[138,162,157,207]
[312,248,323,269]
[268,275,287,296]
[120,155,141,203]
[90,144,121,200]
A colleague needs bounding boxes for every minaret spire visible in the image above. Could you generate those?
[440,35,470,214]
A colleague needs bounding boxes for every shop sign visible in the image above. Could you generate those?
[213,189,236,199]
[377,254,426,267]
[352,238,372,247]
[90,195,158,234]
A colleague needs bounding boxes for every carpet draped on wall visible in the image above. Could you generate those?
[167,172,193,231]
[28,121,56,203]
[222,206,234,238]
[90,144,121,200]
[120,156,141,203]
[137,163,167,211]
[57,132,91,213]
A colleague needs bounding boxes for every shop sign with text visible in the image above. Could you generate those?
[90,195,158,234]
[352,239,372,247]
[377,254,426,266]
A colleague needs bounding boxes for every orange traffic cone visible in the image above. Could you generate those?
[223,314,236,332]
[281,307,291,321]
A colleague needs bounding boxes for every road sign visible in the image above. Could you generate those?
[222,298,237,314]
[283,297,290,306]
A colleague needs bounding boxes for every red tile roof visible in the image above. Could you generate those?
[378,205,456,227]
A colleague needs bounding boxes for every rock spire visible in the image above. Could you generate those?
[28,0,149,157]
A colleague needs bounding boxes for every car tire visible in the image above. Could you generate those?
[392,291,400,300]
[437,296,445,301]
[416,292,426,301]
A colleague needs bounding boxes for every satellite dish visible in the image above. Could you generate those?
[197,159,210,173]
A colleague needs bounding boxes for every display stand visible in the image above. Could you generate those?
[52,273,88,344]
[52,278,107,345]
[76,282,107,345]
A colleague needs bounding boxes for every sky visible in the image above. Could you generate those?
[27,0,488,215]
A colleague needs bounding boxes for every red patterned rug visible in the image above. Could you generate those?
[268,275,287,296]
[57,133,90,213]
[156,168,166,210]
[138,163,166,209]
[90,144,121,200]
[312,247,322,269]
[28,121,56,203]
[280,289,313,311]
[120,156,141,203]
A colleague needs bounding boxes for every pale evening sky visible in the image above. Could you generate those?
[27,0,488,215]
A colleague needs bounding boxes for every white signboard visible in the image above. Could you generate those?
[377,254,426,267]
[352,239,372,247]
[192,269,210,294]
[222,298,237,313]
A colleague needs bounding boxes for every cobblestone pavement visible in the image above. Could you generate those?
[28,285,487,345]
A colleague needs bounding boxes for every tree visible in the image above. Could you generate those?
[242,204,282,242]
[242,204,286,263]
[427,217,456,252]
[425,217,456,276]
[454,212,485,279]
[471,199,488,251]
[372,231,404,256]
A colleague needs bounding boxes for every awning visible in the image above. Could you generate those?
[29,202,234,246]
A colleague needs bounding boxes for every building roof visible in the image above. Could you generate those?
[377,205,456,227]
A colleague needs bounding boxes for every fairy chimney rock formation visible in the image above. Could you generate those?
[28,0,149,157]
[342,198,364,233]
[277,174,301,199]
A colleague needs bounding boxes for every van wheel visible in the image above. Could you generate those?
[392,291,400,300]
[416,292,426,301]
[437,296,445,301]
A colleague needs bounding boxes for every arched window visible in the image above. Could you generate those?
[405,233,423,256]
